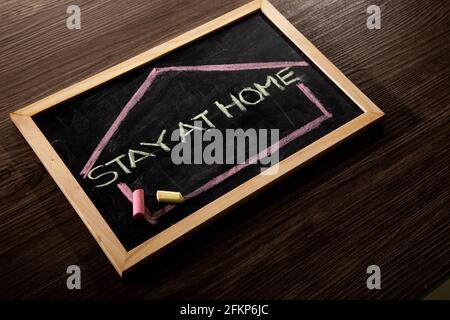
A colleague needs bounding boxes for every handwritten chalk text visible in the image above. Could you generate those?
[87,68,300,187]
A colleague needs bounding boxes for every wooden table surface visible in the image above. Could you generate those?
[0,0,448,299]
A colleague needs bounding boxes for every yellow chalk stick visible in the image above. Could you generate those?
[156,190,184,204]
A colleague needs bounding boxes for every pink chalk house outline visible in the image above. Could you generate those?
[80,61,333,224]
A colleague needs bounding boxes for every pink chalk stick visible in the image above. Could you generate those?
[132,189,145,220]
[117,183,156,224]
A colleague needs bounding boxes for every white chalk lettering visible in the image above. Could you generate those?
[105,154,131,174]
[140,129,171,151]
[178,122,206,143]
[254,75,285,96]
[215,93,246,118]
[128,149,155,169]
[191,110,215,128]
[88,165,118,188]
[276,67,301,86]
[90,67,303,187]
[239,87,265,105]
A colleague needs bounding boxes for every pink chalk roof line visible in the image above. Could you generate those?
[117,83,333,224]
[80,61,309,177]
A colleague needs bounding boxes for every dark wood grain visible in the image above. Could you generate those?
[0,0,448,299]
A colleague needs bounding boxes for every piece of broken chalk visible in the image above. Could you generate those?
[156,190,184,204]
[132,189,145,220]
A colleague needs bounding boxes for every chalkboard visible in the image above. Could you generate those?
[11,1,384,275]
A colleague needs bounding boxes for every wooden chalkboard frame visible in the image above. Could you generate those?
[10,0,384,276]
